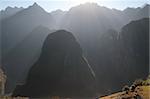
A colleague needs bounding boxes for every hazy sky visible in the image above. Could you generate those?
[0,0,149,12]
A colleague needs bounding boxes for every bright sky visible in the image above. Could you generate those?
[0,0,149,12]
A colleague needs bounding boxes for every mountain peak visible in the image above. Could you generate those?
[28,2,42,10]
[32,2,39,7]
[26,2,47,13]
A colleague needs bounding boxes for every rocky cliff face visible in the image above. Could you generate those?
[119,18,149,80]
[95,18,149,94]
[13,30,96,98]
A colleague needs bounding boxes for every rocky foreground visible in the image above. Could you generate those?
[100,86,150,99]
[100,76,150,99]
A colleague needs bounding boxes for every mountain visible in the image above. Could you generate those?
[3,26,54,93]
[1,3,54,57]
[13,30,96,98]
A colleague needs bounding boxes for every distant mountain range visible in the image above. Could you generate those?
[0,2,149,95]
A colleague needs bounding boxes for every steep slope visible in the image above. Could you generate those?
[3,26,53,93]
[13,30,96,98]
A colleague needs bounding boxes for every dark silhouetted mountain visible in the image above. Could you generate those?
[3,26,54,93]
[13,30,96,98]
